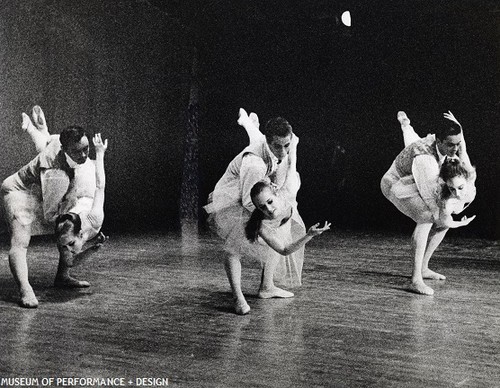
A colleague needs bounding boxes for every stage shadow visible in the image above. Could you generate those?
[359,270,411,279]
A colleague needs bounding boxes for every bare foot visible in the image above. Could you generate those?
[21,112,36,132]
[20,286,39,308]
[32,105,48,132]
[422,269,446,280]
[397,111,410,126]
[54,276,90,288]
[249,112,259,128]
[234,299,250,315]
[408,280,434,296]
[258,286,294,299]
[237,108,250,127]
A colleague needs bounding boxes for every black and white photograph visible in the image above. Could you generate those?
[1,1,499,387]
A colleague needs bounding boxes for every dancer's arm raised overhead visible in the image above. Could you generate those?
[443,111,476,180]
[88,133,107,223]
[281,133,300,201]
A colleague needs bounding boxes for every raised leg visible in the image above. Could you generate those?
[238,108,263,145]
[8,220,38,308]
[398,111,421,147]
[32,105,49,135]
[22,106,51,153]
[224,255,250,315]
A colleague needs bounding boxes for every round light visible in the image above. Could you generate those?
[341,11,351,27]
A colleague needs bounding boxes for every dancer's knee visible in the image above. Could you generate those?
[225,254,241,266]
[9,246,28,262]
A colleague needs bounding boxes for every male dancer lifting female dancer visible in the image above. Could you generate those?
[381,111,476,295]
[2,106,107,308]
[205,109,329,315]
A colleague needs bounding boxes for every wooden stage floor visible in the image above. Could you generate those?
[1,230,499,388]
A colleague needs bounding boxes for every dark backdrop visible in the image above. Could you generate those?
[0,1,498,239]
[196,1,499,239]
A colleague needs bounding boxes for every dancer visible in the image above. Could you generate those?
[381,111,476,296]
[54,132,107,285]
[246,179,330,300]
[205,108,304,315]
[2,106,92,307]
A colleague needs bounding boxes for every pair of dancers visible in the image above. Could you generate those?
[382,111,476,295]
[207,108,476,315]
[2,106,108,307]
[205,109,330,315]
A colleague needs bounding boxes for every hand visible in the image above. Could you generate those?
[93,133,108,154]
[456,215,476,227]
[443,111,461,127]
[307,221,331,236]
[94,231,109,247]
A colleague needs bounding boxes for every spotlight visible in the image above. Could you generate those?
[341,11,351,27]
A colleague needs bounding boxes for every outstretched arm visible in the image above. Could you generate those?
[259,221,331,256]
[436,213,476,229]
[60,232,108,267]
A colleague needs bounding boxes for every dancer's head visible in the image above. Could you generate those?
[55,213,84,254]
[262,117,293,161]
[440,158,473,200]
[246,180,284,242]
[251,180,283,220]
[60,126,89,164]
[435,117,462,158]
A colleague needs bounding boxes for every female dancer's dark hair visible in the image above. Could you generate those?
[55,212,82,237]
[245,180,271,242]
[439,158,471,199]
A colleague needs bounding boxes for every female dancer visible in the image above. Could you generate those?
[206,108,329,314]
[53,132,107,285]
[381,111,476,295]
[246,179,330,300]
